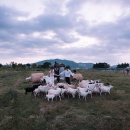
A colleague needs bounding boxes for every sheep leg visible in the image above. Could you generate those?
[62,94,64,98]
[79,95,81,100]
[59,95,61,101]
[25,91,27,94]
[34,93,37,97]
[56,96,57,100]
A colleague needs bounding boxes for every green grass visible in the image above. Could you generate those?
[0,69,130,130]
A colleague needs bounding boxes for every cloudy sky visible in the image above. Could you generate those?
[0,0,130,65]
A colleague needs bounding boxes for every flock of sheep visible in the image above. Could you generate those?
[25,73,114,101]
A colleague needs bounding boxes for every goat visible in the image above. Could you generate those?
[26,76,31,81]
[67,88,78,98]
[99,85,114,95]
[78,90,92,100]
[48,88,62,101]
[46,94,56,101]
[24,83,41,94]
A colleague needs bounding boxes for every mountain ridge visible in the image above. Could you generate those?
[34,58,93,69]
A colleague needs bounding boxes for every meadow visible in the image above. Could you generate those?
[0,69,130,130]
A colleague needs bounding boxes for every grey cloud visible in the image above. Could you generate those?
[43,0,67,15]
[67,0,87,12]
[34,13,75,31]
[0,0,130,65]
[75,12,130,50]
[0,5,76,33]
[0,6,27,29]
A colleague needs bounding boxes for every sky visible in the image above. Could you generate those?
[0,0,130,65]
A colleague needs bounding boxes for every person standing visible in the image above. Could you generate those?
[49,66,55,86]
[59,64,65,80]
[54,62,60,82]
[59,66,73,84]
[126,68,129,75]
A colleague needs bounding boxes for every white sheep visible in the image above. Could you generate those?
[79,90,92,100]
[26,76,31,81]
[93,86,101,95]
[87,90,93,98]
[77,87,88,92]
[88,83,99,92]
[79,79,101,88]
[41,76,54,86]
[33,88,40,97]
[46,94,56,101]
[78,81,98,93]
[48,88,62,101]
[61,88,68,98]
[33,85,51,97]
[99,85,114,95]
[39,85,51,93]
[67,88,78,98]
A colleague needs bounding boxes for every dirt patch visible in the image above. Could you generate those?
[0,116,12,126]
[116,90,125,94]
[29,115,38,119]
[39,100,69,115]
[0,88,7,95]
[104,115,112,119]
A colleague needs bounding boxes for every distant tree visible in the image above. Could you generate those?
[42,62,51,69]
[117,63,129,68]
[37,65,43,68]
[17,63,25,69]
[93,62,110,68]
[26,63,31,69]
[5,63,10,68]
[10,62,17,69]
[32,63,37,68]
[0,63,3,68]
[22,64,26,69]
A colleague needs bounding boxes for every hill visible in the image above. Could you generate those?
[34,58,93,69]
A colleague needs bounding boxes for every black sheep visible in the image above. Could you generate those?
[24,87,34,94]
[24,83,42,94]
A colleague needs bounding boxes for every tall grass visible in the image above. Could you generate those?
[0,69,130,130]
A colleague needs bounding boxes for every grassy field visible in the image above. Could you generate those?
[0,69,130,130]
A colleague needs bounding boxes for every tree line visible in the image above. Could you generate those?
[93,62,129,69]
[0,62,51,70]
[0,62,129,69]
